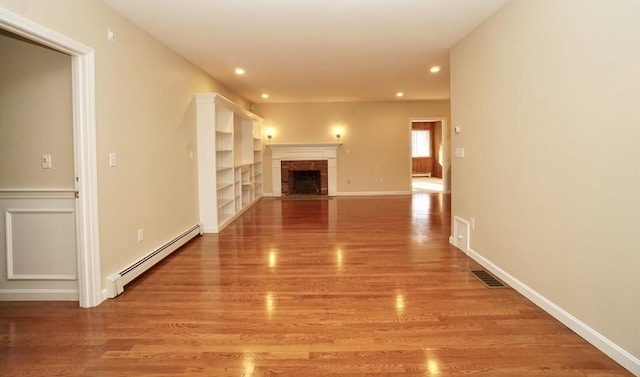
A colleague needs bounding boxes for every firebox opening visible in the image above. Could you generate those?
[281,160,329,196]
[290,170,321,195]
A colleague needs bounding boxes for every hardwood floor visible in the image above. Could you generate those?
[0,194,632,376]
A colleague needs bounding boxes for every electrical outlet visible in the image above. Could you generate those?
[137,229,144,242]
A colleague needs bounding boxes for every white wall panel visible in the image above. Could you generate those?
[0,191,78,300]
[6,209,76,280]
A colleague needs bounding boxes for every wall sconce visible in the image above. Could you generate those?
[266,128,274,142]
[334,126,343,142]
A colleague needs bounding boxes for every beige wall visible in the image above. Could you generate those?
[0,31,74,189]
[451,0,639,361]
[0,1,248,286]
[253,101,451,194]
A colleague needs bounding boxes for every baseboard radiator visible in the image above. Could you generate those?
[106,224,201,298]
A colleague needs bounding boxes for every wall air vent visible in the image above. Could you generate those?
[470,269,508,288]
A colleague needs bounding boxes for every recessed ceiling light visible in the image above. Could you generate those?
[430,66,441,73]
[261,93,269,99]
[396,92,404,97]
[235,68,245,75]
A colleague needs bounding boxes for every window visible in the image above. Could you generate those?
[412,130,431,157]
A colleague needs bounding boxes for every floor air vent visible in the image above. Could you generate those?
[470,270,508,288]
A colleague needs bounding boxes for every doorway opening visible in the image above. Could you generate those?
[0,8,101,307]
[410,119,447,194]
[412,176,444,193]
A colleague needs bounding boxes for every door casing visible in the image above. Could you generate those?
[409,117,448,192]
[0,8,102,307]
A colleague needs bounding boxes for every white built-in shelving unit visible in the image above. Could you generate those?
[195,93,263,233]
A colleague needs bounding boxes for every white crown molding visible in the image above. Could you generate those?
[194,93,262,121]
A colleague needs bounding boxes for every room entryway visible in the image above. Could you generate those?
[0,8,102,307]
[410,119,445,194]
[0,28,78,301]
[412,176,443,193]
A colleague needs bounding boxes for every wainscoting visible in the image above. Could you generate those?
[0,190,78,301]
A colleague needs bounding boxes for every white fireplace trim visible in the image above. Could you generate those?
[268,143,341,197]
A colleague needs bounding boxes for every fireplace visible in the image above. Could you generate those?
[281,160,328,196]
[291,171,320,194]
[268,143,340,197]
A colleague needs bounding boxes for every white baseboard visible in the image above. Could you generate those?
[0,288,78,301]
[201,225,218,233]
[337,191,411,196]
[467,247,640,375]
[105,224,201,298]
[264,191,412,197]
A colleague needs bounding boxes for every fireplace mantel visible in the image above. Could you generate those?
[268,143,341,197]
[268,143,341,159]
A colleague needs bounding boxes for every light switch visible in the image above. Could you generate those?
[455,147,465,158]
[41,154,52,169]
[109,152,117,167]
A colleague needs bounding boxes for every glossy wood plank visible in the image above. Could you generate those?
[0,194,632,376]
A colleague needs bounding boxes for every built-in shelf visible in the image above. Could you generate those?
[217,198,233,208]
[196,93,263,233]
[217,182,233,190]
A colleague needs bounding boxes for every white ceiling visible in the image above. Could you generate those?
[103,0,508,104]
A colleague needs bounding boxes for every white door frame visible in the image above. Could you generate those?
[0,8,102,307]
[409,117,449,193]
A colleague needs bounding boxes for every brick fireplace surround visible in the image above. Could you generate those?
[281,160,328,196]
[267,143,340,197]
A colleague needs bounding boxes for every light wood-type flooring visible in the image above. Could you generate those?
[0,194,632,376]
